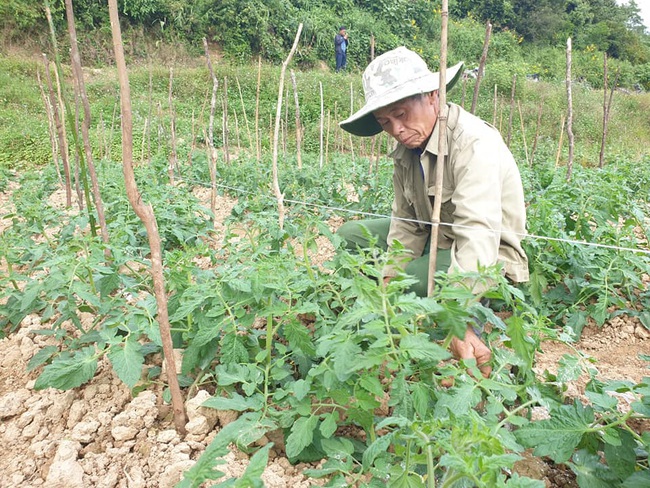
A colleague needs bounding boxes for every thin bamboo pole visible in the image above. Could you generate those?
[107,0,186,436]
[471,21,492,115]
[565,38,574,181]
[202,38,219,220]
[427,0,449,297]
[555,115,565,168]
[37,70,62,185]
[506,74,516,147]
[272,24,303,229]
[492,84,498,126]
[235,76,254,154]
[223,77,230,165]
[319,81,324,168]
[168,68,177,184]
[255,56,262,163]
[290,69,303,169]
[517,100,529,166]
[530,100,543,166]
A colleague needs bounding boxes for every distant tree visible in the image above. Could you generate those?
[510,0,569,44]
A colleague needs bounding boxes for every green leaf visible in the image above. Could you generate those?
[400,334,450,362]
[34,345,98,390]
[26,345,58,372]
[292,379,311,401]
[603,429,636,480]
[621,471,650,488]
[202,392,264,412]
[233,444,272,488]
[319,411,339,438]
[504,473,545,487]
[220,332,249,364]
[107,338,144,388]
[285,415,319,458]
[557,354,583,382]
[505,315,535,369]
[362,432,394,470]
[514,401,594,463]
[435,383,482,416]
[282,320,316,356]
[569,449,618,488]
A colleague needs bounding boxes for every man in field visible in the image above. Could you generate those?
[337,47,529,377]
[334,26,349,72]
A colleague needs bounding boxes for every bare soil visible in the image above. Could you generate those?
[0,190,648,488]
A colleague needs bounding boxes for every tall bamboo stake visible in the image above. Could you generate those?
[471,21,492,115]
[530,100,543,166]
[319,81,324,168]
[223,77,230,165]
[42,56,72,207]
[64,0,110,256]
[599,57,619,169]
[272,24,303,229]
[427,0,449,297]
[203,38,219,220]
[555,115,565,168]
[492,84,498,126]
[517,100,529,165]
[107,0,187,435]
[168,68,177,183]
[565,38,574,181]
[506,74,516,147]
[348,83,355,159]
[325,109,331,167]
[290,69,303,169]
[255,56,262,163]
[37,70,63,185]
[235,76,254,154]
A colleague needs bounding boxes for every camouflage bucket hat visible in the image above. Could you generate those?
[339,47,464,137]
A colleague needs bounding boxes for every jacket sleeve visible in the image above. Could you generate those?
[383,167,430,278]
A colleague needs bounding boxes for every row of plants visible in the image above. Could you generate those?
[0,150,648,486]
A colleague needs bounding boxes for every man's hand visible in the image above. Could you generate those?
[449,326,492,378]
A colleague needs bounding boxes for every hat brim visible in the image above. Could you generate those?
[339,61,465,137]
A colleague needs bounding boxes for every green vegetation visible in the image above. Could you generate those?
[0,2,649,486]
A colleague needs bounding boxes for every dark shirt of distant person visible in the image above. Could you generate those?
[334,26,349,72]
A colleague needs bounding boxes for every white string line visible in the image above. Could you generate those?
[194,179,650,257]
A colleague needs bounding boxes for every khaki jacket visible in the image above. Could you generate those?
[384,103,529,289]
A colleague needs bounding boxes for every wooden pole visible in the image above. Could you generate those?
[555,115,565,168]
[255,56,262,163]
[370,34,375,60]
[272,24,303,229]
[223,77,230,165]
[348,82,355,159]
[427,0,449,297]
[517,100,529,166]
[168,68,177,183]
[325,109,331,167]
[107,0,187,435]
[64,0,110,256]
[599,56,619,169]
[565,38,574,181]
[202,38,219,220]
[471,21,492,115]
[37,70,62,185]
[530,100,543,166]
[235,76,254,155]
[492,84,498,126]
[506,74,516,147]
[319,81,324,168]
[290,69,303,169]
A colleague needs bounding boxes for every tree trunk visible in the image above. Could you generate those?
[107,0,187,436]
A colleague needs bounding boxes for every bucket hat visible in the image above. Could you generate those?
[339,47,464,137]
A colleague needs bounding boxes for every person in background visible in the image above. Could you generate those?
[334,26,348,72]
[337,47,529,378]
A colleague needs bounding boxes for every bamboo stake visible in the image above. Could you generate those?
[144,67,153,163]
[290,69,302,169]
[325,109,331,167]
[565,38,574,181]
[42,55,72,207]
[255,55,262,163]
[319,81,324,168]
[370,34,375,60]
[37,70,62,185]
[168,68,177,184]
[233,109,241,153]
[599,57,619,169]
[555,115,565,168]
[107,0,187,436]
[492,84,498,126]
[235,76,254,154]
[506,74,516,147]
[223,77,230,165]
[202,38,219,220]
[461,76,467,108]
[517,100,529,166]
[530,100,543,166]
[427,0,449,297]
[471,21,492,115]
[272,24,303,229]
[64,0,110,255]
[348,83,355,159]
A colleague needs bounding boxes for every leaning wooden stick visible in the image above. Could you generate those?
[271,23,303,229]
[107,0,187,435]
[471,21,492,115]
[427,0,449,297]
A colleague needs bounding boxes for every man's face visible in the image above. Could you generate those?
[373,92,438,150]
